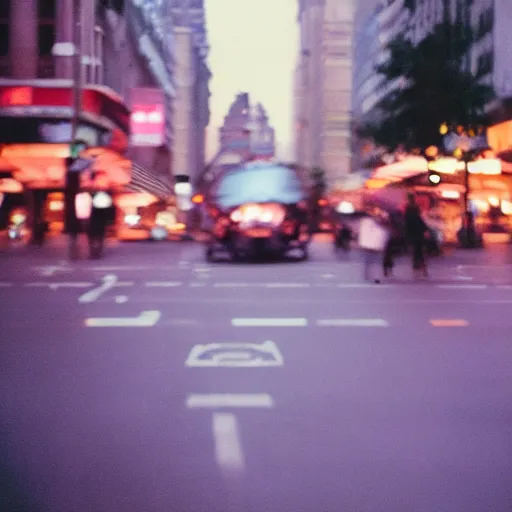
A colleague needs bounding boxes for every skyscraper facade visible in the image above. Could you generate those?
[219,93,276,162]
[294,0,354,190]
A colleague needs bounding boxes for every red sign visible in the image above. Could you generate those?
[129,88,165,147]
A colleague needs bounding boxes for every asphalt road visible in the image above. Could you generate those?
[1,238,512,512]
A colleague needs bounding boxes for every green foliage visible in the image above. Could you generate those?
[97,0,124,15]
[361,18,495,153]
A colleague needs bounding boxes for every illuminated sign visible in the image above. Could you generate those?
[129,88,165,147]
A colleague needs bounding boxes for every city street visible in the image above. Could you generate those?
[1,237,512,512]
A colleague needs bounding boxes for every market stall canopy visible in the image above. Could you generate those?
[372,156,428,181]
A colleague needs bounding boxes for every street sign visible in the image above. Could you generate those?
[185,340,284,367]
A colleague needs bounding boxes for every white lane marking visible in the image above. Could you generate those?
[85,310,161,327]
[91,266,182,272]
[264,283,310,288]
[113,282,134,287]
[145,281,183,287]
[232,317,308,327]
[187,393,274,409]
[115,295,128,303]
[496,285,512,290]
[35,265,71,276]
[337,283,396,288]
[452,276,473,281]
[317,318,389,327]
[0,282,13,287]
[214,282,252,288]
[190,282,206,287]
[212,413,245,475]
[79,274,118,303]
[26,282,92,289]
[321,274,336,279]
[437,284,488,289]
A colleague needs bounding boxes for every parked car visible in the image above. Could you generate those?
[202,161,311,261]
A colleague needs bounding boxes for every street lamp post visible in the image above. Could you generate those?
[64,0,84,259]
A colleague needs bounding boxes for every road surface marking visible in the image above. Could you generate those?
[35,265,71,276]
[115,295,128,303]
[145,281,183,287]
[26,282,92,289]
[212,413,245,475]
[214,282,253,288]
[452,276,473,281]
[85,310,161,327]
[430,319,469,327]
[186,340,283,367]
[437,284,487,289]
[0,282,13,287]
[264,283,310,288]
[187,393,274,408]
[190,282,206,287]
[321,274,336,279]
[496,285,512,290]
[317,318,389,327]
[232,317,307,327]
[79,274,118,303]
[113,281,134,287]
[337,283,396,288]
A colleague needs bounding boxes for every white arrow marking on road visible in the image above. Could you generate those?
[187,394,274,409]
[317,318,389,327]
[84,310,161,327]
[145,281,183,287]
[212,413,245,475]
[79,274,118,303]
[231,318,307,327]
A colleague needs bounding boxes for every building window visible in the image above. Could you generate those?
[38,0,56,21]
[0,0,9,58]
[38,24,55,56]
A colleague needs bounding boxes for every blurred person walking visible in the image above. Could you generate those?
[87,172,113,259]
[358,206,390,283]
[404,193,429,277]
[382,211,403,277]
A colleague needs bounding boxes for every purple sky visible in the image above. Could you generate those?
[204,0,299,161]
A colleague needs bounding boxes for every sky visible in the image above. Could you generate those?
[204,0,299,161]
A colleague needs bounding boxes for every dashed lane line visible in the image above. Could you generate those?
[430,319,469,327]
[317,318,389,327]
[145,281,183,287]
[25,282,93,289]
[84,310,161,327]
[232,317,308,327]
[212,413,245,476]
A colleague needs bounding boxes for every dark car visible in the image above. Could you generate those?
[202,161,311,261]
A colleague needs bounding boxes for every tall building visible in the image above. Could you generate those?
[219,93,276,162]
[170,0,211,185]
[294,0,354,189]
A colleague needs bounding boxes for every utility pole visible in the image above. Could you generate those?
[65,0,83,259]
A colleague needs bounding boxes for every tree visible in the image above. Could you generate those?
[96,0,124,15]
[360,16,495,153]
